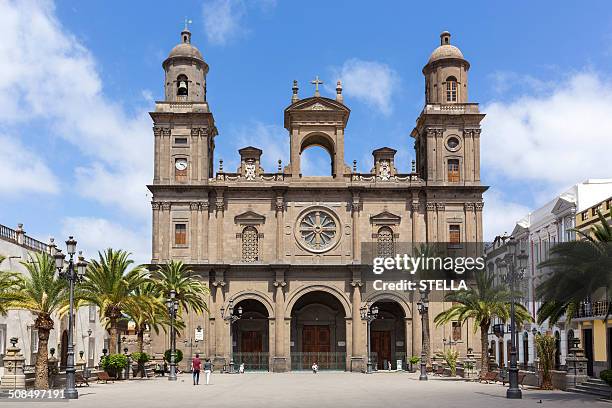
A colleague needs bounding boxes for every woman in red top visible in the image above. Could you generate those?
[192,354,202,385]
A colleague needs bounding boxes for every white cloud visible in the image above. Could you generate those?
[0,134,59,195]
[482,71,612,191]
[0,0,152,218]
[482,189,531,241]
[202,0,245,45]
[331,59,399,115]
[202,0,276,45]
[61,217,150,266]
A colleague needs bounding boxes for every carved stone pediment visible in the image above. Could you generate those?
[551,197,576,216]
[370,211,401,225]
[234,211,266,225]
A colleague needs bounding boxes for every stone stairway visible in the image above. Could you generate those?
[567,377,612,399]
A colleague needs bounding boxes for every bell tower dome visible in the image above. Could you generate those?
[162,25,209,102]
[423,31,470,104]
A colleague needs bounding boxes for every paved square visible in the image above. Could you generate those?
[4,372,608,408]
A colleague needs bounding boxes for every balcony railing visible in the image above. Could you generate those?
[0,223,49,254]
[574,300,610,318]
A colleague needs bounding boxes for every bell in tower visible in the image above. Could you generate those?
[162,24,209,102]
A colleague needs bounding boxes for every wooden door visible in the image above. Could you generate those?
[241,331,263,353]
[371,331,391,369]
[302,326,331,368]
[583,329,594,376]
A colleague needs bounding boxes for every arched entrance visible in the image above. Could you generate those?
[289,290,347,370]
[232,299,270,371]
[370,300,406,370]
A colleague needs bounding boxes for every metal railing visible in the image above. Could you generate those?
[231,352,269,371]
[290,352,346,371]
[575,300,610,318]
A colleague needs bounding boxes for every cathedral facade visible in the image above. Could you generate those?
[148,28,487,372]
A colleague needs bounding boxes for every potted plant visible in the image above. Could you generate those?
[101,353,129,379]
[408,356,420,373]
[535,333,556,390]
[131,352,151,377]
[443,349,459,377]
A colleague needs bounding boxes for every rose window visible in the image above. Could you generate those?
[298,210,338,252]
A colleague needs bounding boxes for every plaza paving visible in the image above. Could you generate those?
[4,372,609,408]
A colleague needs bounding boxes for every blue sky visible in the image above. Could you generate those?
[1,0,612,264]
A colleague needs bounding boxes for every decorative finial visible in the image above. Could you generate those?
[291,80,299,103]
[411,159,416,173]
[9,337,17,348]
[310,76,323,97]
[353,160,357,172]
[336,80,343,104]
[219,159,223,172]
[440,31,451,46]
[278,159,282,172]
[182,18,193,44]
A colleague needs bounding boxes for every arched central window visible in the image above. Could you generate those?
[177,74,188,96]
[377,227,394,257]
[300,145,333,176]
[446,76,457,102]
[241,226,259,262]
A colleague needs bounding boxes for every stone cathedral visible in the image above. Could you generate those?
[148,28,487,372]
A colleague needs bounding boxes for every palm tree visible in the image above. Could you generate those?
[535,333,556,389]
[77,249,148,354]
[151,260,209,315]
[0,268,22,316]
[434,270,533,374]
[537,209,612,326]
[15,253,69,389]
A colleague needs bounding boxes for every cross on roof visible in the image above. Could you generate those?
[310,76,323,97]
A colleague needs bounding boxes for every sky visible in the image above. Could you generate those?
[1,0,612,265]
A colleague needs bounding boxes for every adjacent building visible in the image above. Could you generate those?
[0,223,107,375]
[486,179,612,373]
[574,195,612,377]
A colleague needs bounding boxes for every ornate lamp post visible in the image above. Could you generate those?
[499,238,528,399]
[417,291,429,381]
[165,290,179,381]
[53,238,87,399]
[220,300,242,373]
[360,303,379,374]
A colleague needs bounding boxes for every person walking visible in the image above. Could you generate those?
[204,358,213,385]
[192,353,202,385]
[312,362,319,374]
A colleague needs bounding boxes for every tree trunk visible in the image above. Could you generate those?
[480,324,490,375]
[422,309,431,366]
[34,318,52,390]
[108,317,118,354]
[137,329,145,377]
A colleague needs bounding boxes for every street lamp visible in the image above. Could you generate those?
[417,291,429,381]
[221,300,242,373]
[499,238,528,399]
[360,303,379,374]
[165,290,179,381]
[53,239,87,399]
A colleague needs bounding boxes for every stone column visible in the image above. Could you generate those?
[275,194,284,261]
[350,278,364,372]
[272,271,287,372]
[151,202,160,262]
[436,203,445,242]
[15,224,25,245]
[201,200,209,261]
[211,274,226,369]
[153,126,161,182]
[464,203,475,242]
[0,338,26,390]
[215,191,225,262]
[436,129,444,182]
[351,192,361,262]
[162,202,172,261]
[426,202,436,242]
[475,202,484,242]
[190,202,199,260]
[464,129,474,182]
[473,129,481,182]
[162,128,171,183]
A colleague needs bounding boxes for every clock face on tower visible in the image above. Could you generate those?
[175,158,188,171]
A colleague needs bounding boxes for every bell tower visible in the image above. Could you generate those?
[411,32,484,186]
[150,26,217,186]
